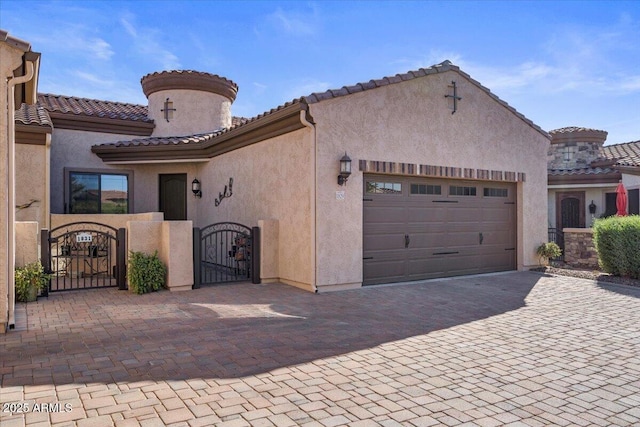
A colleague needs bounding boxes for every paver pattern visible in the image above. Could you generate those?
[1,271,640,426]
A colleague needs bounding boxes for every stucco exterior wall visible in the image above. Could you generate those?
[622,173,640,190]
[309,70,549,289]
[1,39,30,332]
[148,90,231,137]
[50,128,203,217]
[51,212,163,231]
[15,221,39,267]
[126,220,194,292]
[16,143,47,227]
[196,128,314,290]
[50,129,143,213]
[548,185,617,228]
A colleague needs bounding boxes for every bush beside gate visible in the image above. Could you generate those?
[593,216,640,279]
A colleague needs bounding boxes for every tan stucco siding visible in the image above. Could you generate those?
[548,186,617,228]
[1,40,32,331]
[148,90,231,137]
[310,70,549,288]
[15,143,47,227]
[51,129,203,217]
[50,129,143,213]
[196,128,314,288]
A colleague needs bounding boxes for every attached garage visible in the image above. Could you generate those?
[88,61,549,293]
[363,175,516,285]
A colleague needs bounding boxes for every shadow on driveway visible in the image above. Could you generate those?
[1,272,541,386]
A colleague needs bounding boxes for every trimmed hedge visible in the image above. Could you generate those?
[593,215,640,279]
[128,250,167,294]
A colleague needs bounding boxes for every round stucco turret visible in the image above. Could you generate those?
[548,126,608,169]
[141,70,238,137]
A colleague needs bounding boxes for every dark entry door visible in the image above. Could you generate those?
[557,192,585,229]
[159,174,187,220]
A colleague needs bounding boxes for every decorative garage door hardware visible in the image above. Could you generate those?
[40,222,126,293]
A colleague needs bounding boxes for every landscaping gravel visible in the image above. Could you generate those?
[531,265,640,288]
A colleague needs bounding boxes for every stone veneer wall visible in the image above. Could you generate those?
[547,141,603,170]
[563,228,599,269]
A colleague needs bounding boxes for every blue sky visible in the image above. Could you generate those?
[3,1,639,144]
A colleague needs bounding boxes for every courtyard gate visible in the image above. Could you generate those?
[41,222,126,294]
[193,222,260,287]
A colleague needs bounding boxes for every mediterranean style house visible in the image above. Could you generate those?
[2,29,551,331]
[548,126,640,231]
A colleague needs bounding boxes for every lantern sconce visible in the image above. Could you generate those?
[192,178,202,198]
[337,152,352,186]
[589,200,597,215]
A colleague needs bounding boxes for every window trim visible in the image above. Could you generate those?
[365,180,403,195]
[449,185,477,197]
[64,167,134,214]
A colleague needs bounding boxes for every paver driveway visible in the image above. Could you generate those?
[1,271,640,426]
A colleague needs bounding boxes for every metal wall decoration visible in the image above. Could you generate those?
[161,98,176,122]
[215,177,233,207]
[444,81,462,114]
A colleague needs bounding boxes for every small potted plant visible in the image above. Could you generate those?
[536,242,562,267]
[15,261,51,302]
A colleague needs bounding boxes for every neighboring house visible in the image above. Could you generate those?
[1,29,42,332]
[548,127,640,233]
[3,33,551,328]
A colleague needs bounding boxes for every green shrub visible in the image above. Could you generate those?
[128,251,167,294]
[593,215,640,279]
[15,261,51,302]
[536,242,562,266]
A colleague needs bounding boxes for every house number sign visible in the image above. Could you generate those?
[76,233,93,243]
[215,178,233,207]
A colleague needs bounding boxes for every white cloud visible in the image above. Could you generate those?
[267,5,319,36]
[286,78,332,100]
[89,38,114,60]
[119,13,181,70]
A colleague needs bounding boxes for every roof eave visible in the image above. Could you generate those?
[548,171,621,185]
[93,102,309,163]
[48,111,155,136]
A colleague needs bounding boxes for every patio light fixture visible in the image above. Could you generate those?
[192,178,202,198]
[589,200,597,215]
[338,152,352,186]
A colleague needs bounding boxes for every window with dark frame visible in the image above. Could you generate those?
[449,185,477,196]
[603,192,617,217]
[410,184,441,195]
[483,187,508,197]
[366,181,402,194]
[69,172,129,214]
[629,189,639,215]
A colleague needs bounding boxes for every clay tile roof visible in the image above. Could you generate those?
[549,126,607,134]
[37,93,152,122]
[15,103,52,129]
[94,130,226,149]
[548,166,618,176]
[602,140,640,168]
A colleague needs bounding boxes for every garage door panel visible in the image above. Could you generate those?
[364,234,406,251]
[363,175,516,285]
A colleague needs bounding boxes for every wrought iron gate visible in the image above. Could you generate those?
[193,222,260,287]
[41,222,126,293]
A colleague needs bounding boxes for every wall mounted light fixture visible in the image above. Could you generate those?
[192,178,202,198]
[589,200,597,215]
[337,152,352,186]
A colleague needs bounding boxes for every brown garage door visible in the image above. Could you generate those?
[363,175,516,285]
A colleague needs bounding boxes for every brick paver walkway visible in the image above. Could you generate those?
[1,271,639,426]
